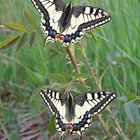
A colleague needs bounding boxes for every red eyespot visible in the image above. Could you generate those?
[55,34,64,41]
[66,124,73,132]
[59,35,64,40]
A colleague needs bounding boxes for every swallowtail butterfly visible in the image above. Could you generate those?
[40,89,116,138]
[31,0,111,47]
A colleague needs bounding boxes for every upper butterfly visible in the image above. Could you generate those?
[31,0,111,47]
[40,89,116,139]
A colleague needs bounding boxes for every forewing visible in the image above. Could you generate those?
[31,0,66,42]
[74,91,116,115]
[72,6,111,31]
[40,89,66,115]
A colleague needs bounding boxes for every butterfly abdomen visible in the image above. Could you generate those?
[65,92,75,122]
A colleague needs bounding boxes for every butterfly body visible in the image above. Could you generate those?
[40,89,116,138]
[31,0,111,46]
[58,2,72,33]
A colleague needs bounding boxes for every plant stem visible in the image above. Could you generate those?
[108,108,128,140]
[66,47,86,87]
[97,115,113,139]
[81,44,101,90]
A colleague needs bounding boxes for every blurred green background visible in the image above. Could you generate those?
[0,0,140,140]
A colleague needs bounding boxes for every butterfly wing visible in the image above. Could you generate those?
[31,0,66,42]
[40,89,74,136]
[72,6,111,31]
[40,89,66,115]
[74,91,116,116]
[61,6,111,46]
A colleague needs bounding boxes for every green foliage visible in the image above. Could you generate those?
[48,115,56,135]
[0,35,20,49]
[0,0,140,139]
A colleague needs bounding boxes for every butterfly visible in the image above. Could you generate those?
[31,0,111,47]
[40,89,116,138]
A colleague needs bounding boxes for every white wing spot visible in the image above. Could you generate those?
[87,93,92,100]
[76,131,81,136]
[84,124,88,128]
[56,92,59,99]
[81,127,85,131]
[94,93,98,99]
[84,7,91,14]
[52,91,55,98]
[58,128,62,132]
[87,119,91,123]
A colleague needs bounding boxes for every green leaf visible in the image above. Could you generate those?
[47,72,72,83]
[48,115,56,135]
[24,11,36,27]
[16,33,27,51]
[125,92,137,101]
[73,82,89,93]
[0,35,20,49]
[30,30,36,47]
[124,102,140,124]
[3,23,26,32]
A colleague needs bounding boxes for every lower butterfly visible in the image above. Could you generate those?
[40,89,116,139]
[31,0,111,47]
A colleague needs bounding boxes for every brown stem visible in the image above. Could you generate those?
[66,47,86,87]
[66,47,79,72]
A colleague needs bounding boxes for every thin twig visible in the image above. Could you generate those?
[81,45,101,90]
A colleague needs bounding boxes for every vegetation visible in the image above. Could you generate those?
[0,0,140,140]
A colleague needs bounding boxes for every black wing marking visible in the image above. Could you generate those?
[74,91,116,115]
